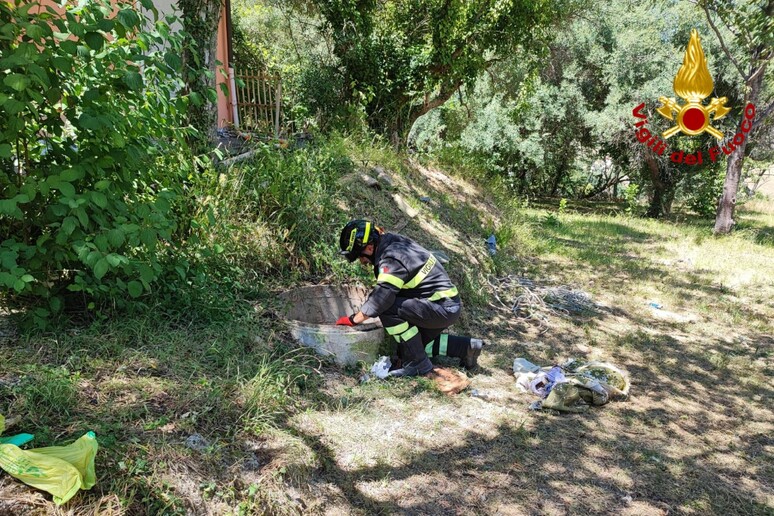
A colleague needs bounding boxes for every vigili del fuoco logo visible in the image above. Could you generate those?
[632,29,756,166]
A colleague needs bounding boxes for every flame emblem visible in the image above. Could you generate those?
[656,29,730,139]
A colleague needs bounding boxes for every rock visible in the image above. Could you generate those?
[392,193,419,218]
[184,433,210,451]
[360,173,380,189]
[375,168,394,188]
[242,454,263,472]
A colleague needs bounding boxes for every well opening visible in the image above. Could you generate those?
[278,285,384,365]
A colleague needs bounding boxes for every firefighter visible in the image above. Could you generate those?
[335,219,484,377]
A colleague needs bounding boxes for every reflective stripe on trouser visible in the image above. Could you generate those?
[385,322,419,343]
[424,333,471,358]
[379,296,462,363]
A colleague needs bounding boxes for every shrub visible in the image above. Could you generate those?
[212,137,354,280]
[685,165,725,217]
[0,0,200,324]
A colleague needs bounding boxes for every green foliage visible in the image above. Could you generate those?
[0,0,200,324]
[412,0,756,213]
[230,1,360,132]
[685,166,725,217]
[623,183,641,214]
[17,366,80,423]
[239,348,321,433]
[541,211,561,228]
[313,0,571,137]
[210,137,353,280]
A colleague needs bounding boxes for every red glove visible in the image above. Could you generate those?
[336,315,355,326]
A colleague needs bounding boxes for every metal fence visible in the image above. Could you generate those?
[235,70,281,137]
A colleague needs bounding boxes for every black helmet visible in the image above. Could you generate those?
[339,219,376,262]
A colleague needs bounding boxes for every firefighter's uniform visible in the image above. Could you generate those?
[359,232,473,364]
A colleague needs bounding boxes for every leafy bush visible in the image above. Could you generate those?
[685,166,725,217]
[211,137,353,280]
[623,183,641,214]
[0,0,199,323]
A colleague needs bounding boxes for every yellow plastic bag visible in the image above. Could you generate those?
[0,444,82,505]
[32,432,98,490]
[0,432,98,505]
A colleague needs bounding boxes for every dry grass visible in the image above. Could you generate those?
[1,157,772,515]
[247,166,773,515]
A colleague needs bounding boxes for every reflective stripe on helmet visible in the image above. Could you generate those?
[363,222,371,246]
[346,228,357,252]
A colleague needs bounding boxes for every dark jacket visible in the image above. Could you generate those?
[360,233,458,317]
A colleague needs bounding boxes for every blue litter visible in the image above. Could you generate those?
[486,234,497,255]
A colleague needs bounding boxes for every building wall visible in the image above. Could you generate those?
[215,4,233,128]
[150,0,233,127]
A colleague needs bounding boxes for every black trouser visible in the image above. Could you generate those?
[379,296,471,363]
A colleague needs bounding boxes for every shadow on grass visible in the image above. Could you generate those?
[284,401,771,515]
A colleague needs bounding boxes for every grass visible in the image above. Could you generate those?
[0,310,326,514]
[1,144,773,514]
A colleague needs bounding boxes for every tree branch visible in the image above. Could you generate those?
[746,55,773,84]
[702,3,747,80]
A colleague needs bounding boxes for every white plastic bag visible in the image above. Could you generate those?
[370,356,392,380]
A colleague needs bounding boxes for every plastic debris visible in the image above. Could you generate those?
[515,359,630,413]
[513,357,540,374]
[529,372,549,397]
[0,418,98,506]
[486,234,497,255]
[648,301,663,309]
[419,196,431,203]
[514,372,537,393]
[0,433,34,446]
[370,356,392,380]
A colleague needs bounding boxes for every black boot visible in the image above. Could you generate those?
[461,339,484,370]
[388,357,434,377]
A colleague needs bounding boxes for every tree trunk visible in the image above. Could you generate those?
[645,153,672,218]
[549,161,567,196]
[713,65,767,233]
[392,83,462,147]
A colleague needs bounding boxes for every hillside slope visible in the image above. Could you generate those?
[272,157,774,515]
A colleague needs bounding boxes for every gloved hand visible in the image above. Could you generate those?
[336,315,356,326]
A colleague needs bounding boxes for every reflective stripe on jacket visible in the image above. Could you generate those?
[360,233,458,317]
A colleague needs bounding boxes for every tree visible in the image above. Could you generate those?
[702,0,774,233]
[313,0,570,144]
[410,0,744,215]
